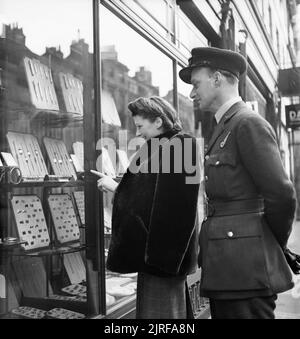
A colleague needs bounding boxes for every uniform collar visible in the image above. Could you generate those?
[205,101,247,155]
[215,96,243,124]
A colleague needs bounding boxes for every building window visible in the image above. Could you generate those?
[269,5,273,40]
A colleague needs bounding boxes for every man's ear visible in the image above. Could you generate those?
[155,117,163,129]
[213,71,222,87]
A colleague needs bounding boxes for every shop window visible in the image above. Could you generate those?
[0,68,3,88]
[0,0,96,319]
[100,4,174,313]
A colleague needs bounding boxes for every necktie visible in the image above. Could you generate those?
[209,117,217,142]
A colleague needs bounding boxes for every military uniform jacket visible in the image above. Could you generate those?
[106,130,200,277]
[199,101,296,300]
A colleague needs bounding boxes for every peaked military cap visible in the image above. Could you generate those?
[179,47,248,84]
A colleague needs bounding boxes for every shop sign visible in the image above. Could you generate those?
[285,104,300,129]
[278,67,300,97]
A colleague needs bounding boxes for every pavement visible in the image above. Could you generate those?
[275,220,300,319]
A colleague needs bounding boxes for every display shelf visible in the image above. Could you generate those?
[0,239,26,250]
[30,110,83,128]
[14,296,88,316]
[11,243,86,258]
[0,180,84,189]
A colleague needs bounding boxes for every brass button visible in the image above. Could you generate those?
[205,176,209,181]
[215,161,220,166]
[227,231,234,238]
[205,155,210,161]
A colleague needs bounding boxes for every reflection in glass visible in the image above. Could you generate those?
[100,5,176,311]
[0,0,94,319]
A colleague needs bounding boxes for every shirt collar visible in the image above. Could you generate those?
[215,96,243,124]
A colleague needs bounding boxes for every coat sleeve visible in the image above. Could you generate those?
[236,114,296,248]
[145,135,200,275]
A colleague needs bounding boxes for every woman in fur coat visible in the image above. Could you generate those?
[95,96,200,319]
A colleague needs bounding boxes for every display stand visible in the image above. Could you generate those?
[7,132,48,181]
[43,137,77,180]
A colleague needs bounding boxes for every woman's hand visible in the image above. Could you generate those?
[91,170,118,193]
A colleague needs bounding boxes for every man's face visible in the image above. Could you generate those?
[133,115,162,140]
[190,67,216,112]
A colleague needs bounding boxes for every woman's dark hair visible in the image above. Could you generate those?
[128,96,182,133]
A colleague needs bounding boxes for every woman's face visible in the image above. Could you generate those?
[133,115,163,140]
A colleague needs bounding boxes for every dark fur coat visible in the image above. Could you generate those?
[106,130,200,276]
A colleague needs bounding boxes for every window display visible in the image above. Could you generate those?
[0,0,206,319]
[0,0,95,319]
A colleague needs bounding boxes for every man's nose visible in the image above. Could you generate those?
[190,88,195,100]
[136,130,141,137]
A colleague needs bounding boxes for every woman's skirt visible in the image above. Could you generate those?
[136,272,187,319]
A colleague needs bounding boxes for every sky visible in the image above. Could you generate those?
[0,0,192,98]
[0,0,94,55]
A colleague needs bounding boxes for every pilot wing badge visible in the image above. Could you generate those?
[220,132,231,149]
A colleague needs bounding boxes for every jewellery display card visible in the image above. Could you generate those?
[70,154,83,173]
[63,252,86,285]
[47,194,80,244]
[1,152,18,167]
[43,137,77,180]
[12,257,53,297]
[58,72,83,115]
[11,196,50,250]
[72,142,84,172]
[23,57,59,111]
[7,132,48,181]
[73,191,85,226]
[101,90,121,127]
[101,147,116,178]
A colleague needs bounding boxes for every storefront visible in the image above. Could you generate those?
[0,0,218,319]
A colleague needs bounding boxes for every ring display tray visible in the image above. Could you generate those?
[43,137,77,180]
[11,306,46,319]
[11,195,50,250]
[45,308,85,319]
[61,283,86,296]
[7,132,48,181]
[47,194,80,244]
[73,191,85,226]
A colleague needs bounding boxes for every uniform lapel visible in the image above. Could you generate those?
[205,101,245,155]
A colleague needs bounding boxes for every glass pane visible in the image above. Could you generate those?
[135,0,169,29]
[99,5,174,312]
[0,0,96,319]
[177,69,194,134]
[176,9,207,59]
[177,66,206,318]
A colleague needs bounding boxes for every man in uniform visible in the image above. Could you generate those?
[179,47,296,319]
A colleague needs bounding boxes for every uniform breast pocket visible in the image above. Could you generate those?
[201,216,270,292]
[205,152,237,196]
